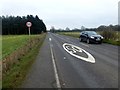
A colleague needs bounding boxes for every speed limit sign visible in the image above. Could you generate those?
[26,22,32,27]
[26,22,32,35]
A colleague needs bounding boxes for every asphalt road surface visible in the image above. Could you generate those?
[22,32,118,88]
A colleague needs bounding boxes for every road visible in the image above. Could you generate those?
[22,32,118,88]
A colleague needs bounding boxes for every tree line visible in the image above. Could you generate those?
[50,25,119,32]
[1,15,47,35]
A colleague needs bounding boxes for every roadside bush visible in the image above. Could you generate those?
[101,29,117,40]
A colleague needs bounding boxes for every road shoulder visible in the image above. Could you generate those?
[21,35,55,88]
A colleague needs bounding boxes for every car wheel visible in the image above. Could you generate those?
[79,37,82,42]
[87,39,90,44]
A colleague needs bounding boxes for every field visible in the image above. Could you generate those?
[58,31,120,46]
[2,35,43,60]
[58,32,80,38]
[2,33,46,88]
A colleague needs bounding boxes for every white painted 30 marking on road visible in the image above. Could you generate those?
[63,43,95,63]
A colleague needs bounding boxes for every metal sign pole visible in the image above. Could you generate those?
[28,27,31,36]
[26,21,32,49]
[28,27,31,49]
[26,22,32,36]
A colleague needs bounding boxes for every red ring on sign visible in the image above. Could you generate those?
[26,22,32,27]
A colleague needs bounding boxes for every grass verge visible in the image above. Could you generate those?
[2,35,41,60]
[103,39,120,46]
[2,33,46,88]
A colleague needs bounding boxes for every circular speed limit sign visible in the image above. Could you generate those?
[26,22,32,27]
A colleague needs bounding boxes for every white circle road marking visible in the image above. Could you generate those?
[63,43,95,63]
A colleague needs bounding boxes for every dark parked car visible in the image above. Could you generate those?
[79,31,104,44]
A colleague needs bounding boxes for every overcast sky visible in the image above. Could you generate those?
[1,0,119,30]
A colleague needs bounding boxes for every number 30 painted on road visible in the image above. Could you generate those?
[63,43,95,63]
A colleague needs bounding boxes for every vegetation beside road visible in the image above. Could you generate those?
[99,30,120,46]
[2,33,46,88]
[58,31,120,46]
[2,35,41,60]
[1,14,47,88]
[2,35,48,60]
[58,32,80,38]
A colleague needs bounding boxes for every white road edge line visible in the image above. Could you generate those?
[49,38,61,89]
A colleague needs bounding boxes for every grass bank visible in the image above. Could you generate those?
[2,35,42,60]
[57,32,120,46]
[102,39,120,46]
[2,33,46,88]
